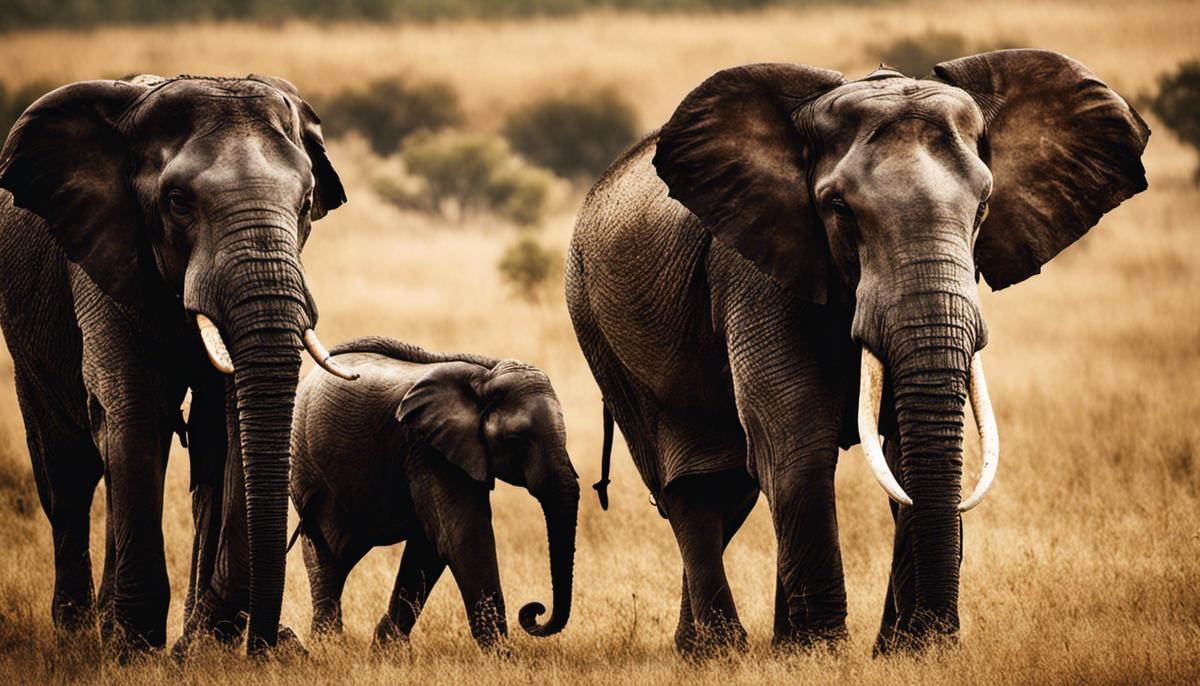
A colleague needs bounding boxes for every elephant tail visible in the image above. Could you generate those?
[593,403,614,511]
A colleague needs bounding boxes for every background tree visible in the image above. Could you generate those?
[316,76,463,156]
[1147,60,1200,184]
[503,87,639,182]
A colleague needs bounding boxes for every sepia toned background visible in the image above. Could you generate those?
[0,0,1197,683]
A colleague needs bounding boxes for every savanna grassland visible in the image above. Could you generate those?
[0,0,1198,683]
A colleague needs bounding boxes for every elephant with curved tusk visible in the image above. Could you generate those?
[0,74,352,658]
[567,50,1148,655]
[288,336,580,651]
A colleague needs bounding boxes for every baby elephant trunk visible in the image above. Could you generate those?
[519,468,580,637]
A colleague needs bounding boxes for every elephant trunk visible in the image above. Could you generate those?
[886,308,979,641]
[222,250,309,655]
[519,465,580,637]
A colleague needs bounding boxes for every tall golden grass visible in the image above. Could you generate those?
[0,1,1197,683]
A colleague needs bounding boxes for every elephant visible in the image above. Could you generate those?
[566,50,1149,655]
[288,336,580,650]
[0,74,355,657]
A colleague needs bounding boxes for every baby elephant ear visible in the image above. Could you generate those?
[933,49,1150,290]
[653,63,845,303]
[395,362,490,482]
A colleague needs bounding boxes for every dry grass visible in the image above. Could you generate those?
[0,1,1198,683]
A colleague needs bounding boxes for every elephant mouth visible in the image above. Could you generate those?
[194,312,358,381]
[856,346,999,512]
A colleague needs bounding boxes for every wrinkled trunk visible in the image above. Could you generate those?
[519,469,580,637]
[222,239,308,655]
[886,305,976,642]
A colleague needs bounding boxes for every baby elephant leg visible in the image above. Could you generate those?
[373,532,445,648]
[302,533,352,637]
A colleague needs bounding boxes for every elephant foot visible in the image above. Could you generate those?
[675,616,748,661]
[171,591,248,663]
[771,624,847,655]
[52,595,97,636]
[247,625,308,662]
[96,608,167,663]
[872,615,959,657]
[371,617,411,654]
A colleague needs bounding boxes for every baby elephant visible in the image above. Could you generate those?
[289,336,579,649]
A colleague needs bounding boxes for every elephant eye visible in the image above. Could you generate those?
[974,201,989,228]
[299,196,313,217]
[830,197,855,221]
[167,189,192,218]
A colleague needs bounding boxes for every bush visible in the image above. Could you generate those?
[316,76,463,156]
[382,131,554,226]
[498,235,560,302]
[1,81,54,143]
[870,31,1021,78]
[1147,60,1200,182]
[504,87,639,181]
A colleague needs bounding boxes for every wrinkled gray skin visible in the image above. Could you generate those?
[290,337,580,650]
[567,50,1149,654]
[0,75,345,657]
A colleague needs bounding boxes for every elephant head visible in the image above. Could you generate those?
[0,75,352,652]
[396,360,580,638]
[652,50,1148,646]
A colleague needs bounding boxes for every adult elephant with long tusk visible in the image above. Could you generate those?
[566,50,1148,655]
[0,74,351,658]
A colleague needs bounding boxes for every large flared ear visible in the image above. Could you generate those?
[652,63,845,303]
[247,74,346,220]
[0,80,147,303]
[396,362,490,482]
[933,49,1151,290]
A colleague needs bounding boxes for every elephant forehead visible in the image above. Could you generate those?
[134,78,297,139]
[810,79,982,142]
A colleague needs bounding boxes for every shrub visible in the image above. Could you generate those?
[316,76,463,156]
[873,31,970,77]
[383,131,554,226]
[870,31,1021,78]
[503,87,639,181]
[1147,60,1200,182]
[498,235,560,302]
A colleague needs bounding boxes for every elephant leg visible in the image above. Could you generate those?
[95,416,173,654]
[302,532,355,637]
[11,365,103,634]
[179,379,250,650]
[663,471,756,657]
[374,533,446,648]
[768,449,848,650]
[673,472,757,654]
[674,572,693,652]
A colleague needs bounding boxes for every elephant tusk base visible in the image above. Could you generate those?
[196,314,234,375]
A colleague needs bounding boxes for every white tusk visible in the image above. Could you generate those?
[196,314,234,375]
[959,352,999,512]
[858,348,913,506]
[303,329,359,381]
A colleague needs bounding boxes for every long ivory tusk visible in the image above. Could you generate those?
[959,352,999,512]
[858,348,913,506]
[303,329,359,381]
[196,314,235,375]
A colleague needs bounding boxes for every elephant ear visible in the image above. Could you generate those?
[933,49,1150,290]
[396,361,490,482]
[0,80,147,303]
[652,63,845,303]
[247,74,346,220]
